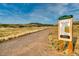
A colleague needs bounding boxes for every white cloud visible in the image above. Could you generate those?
[29,13,50,21]
[47,4,69,16]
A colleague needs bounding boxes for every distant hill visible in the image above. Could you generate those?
[0,23,54,28]
[0,21,79,28]
[27,23,54,27]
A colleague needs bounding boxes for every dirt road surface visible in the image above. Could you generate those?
[0,28,62,56]
[0,28,61,56]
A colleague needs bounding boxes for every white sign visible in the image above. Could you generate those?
[58,18,72,41]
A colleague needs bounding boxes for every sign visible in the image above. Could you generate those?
[58,18,72,41]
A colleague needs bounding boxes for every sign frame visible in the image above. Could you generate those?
[58,18,73,41]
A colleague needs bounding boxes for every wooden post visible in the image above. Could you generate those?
[65,41,73,55]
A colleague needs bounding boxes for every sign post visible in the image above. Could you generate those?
[58,15,73,55]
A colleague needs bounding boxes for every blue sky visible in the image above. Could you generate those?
[0,3,79,24]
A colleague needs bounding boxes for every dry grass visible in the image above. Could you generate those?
[48,25,79,55]
[0,27,47,41]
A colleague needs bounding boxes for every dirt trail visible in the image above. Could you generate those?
[0,28,60,56]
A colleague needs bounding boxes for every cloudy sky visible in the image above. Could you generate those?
[0,3,79,24]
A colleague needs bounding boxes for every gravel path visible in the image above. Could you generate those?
[0,28,53,56]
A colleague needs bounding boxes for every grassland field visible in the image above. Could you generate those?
[0,24,79,55]
[0,27,48,42]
